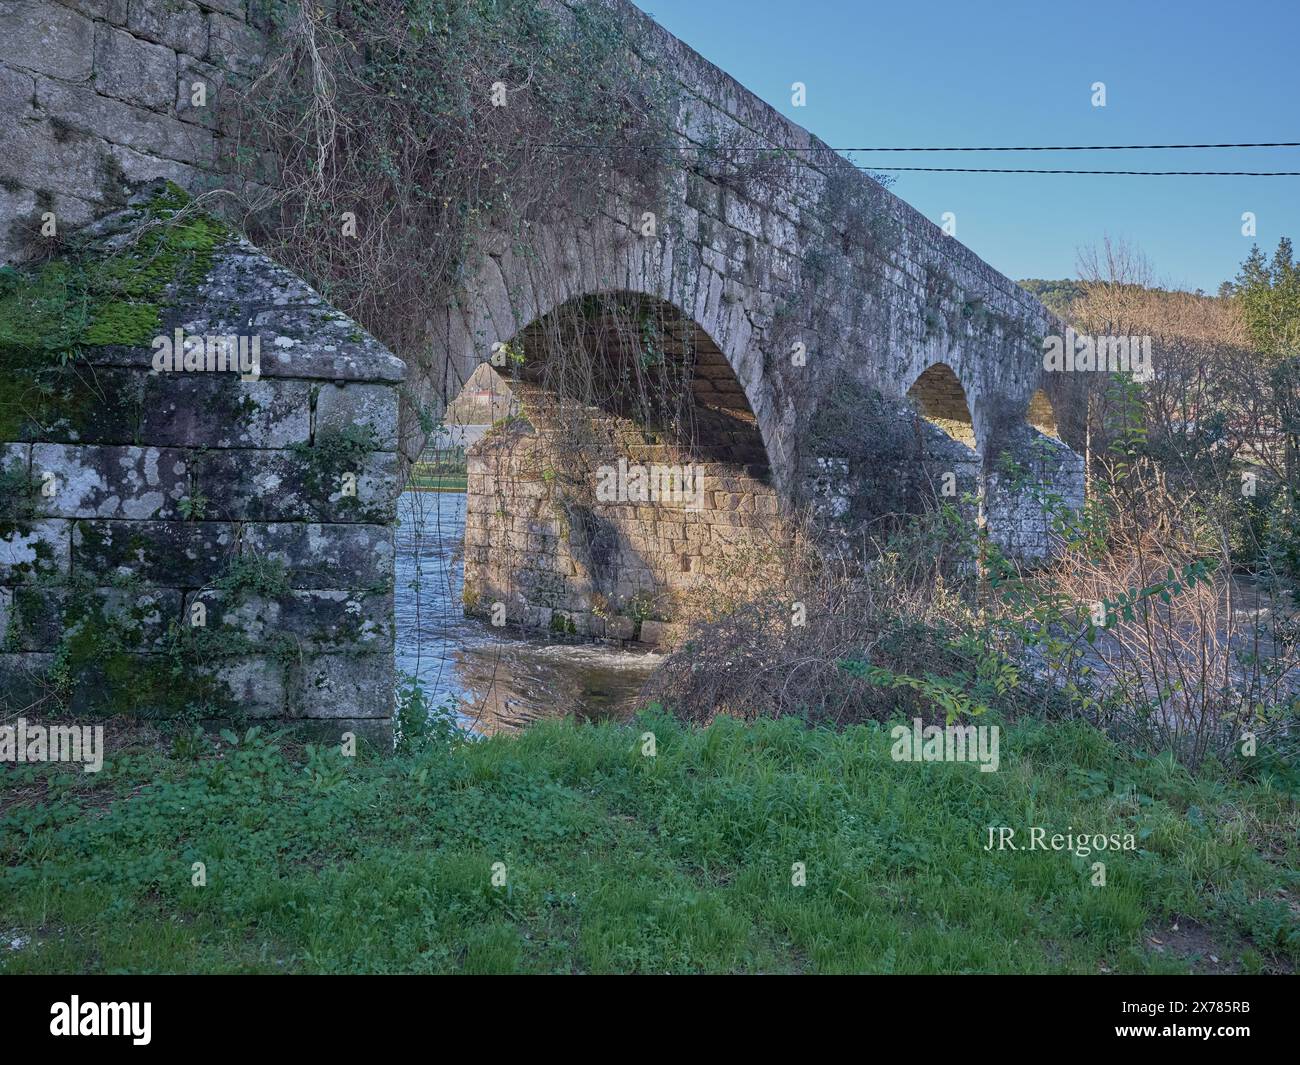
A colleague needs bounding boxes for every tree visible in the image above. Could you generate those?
[1230,237,1300,358]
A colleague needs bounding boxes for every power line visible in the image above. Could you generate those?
[828,142,1300,152]
[531,141,1300,174]
[538,140,1300,152]
[853,166,1300,176]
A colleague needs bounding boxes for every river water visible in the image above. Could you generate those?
[393,491,663,733]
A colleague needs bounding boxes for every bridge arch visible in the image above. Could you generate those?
[459,287,784,643]
[906,362,978,451]
[1026,388,1062,440]
[897,360,984,520]
[424,216,792,496]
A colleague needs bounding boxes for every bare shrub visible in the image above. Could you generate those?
[978,421,1300,770]
[650,431,1299,770]
[645,504,998,727]
[226,0,678,405]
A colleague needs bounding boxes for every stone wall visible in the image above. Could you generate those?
[0,0,267,266]
[0,185,401,741]
[464,380,782,644]
[985,427,1087,562]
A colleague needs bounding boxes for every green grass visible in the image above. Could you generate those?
[0,713,1295,974]
[408,460,467,493]
[407,474,468,493]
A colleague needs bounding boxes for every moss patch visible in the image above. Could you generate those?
[0,182,229,440]
[290,424,380,516]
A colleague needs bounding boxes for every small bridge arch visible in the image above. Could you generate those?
[907,361,978,451]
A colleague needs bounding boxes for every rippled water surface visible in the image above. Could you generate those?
[393,491,662,733]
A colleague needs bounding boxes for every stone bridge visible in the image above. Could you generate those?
[426,3,1086,640]
[0,0,1084,731]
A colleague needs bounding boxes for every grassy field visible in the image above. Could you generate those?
[409,451,468,492]
[407,472,468,492]
[1,712,1296,974]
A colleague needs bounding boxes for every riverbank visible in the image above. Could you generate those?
[1,712,1295,974]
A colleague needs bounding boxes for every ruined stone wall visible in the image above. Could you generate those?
[0,187,401,741]
[0,0,267,266]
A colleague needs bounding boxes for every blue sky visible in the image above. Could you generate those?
[637,0,1299,293]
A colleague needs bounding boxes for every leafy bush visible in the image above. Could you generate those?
[394,674,463,754]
